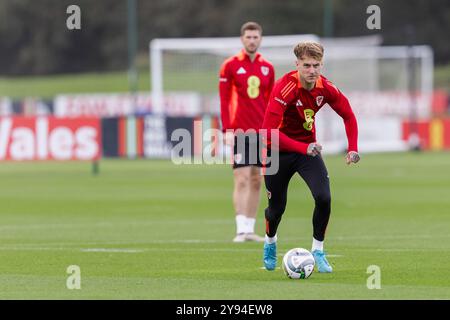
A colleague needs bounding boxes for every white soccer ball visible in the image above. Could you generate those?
[282,248,315,279]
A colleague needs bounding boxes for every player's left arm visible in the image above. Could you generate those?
[325,81,360,165]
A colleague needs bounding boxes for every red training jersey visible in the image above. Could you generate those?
[219,49,275,132]
[262,71,358,154]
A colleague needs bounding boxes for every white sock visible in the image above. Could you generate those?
[235,214,247,234]
[245,217,256,234]
[265,234,277,244]
[312,238,324,252]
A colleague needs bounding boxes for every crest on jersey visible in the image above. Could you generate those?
[267,190,272,199]
[316,96,324,106]
[261,66,269,76]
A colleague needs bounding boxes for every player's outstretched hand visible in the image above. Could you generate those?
[307,143,322,157]
[346,151,360,165]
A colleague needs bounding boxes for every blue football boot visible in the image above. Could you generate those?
[263,242,277,271]
[312,249,333,273]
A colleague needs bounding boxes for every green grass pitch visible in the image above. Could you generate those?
[0,152,449,299]
[0,70,216,99]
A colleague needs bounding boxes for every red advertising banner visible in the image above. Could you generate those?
[0,117,101,161]
[402,118,450,150]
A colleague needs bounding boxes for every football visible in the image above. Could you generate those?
[282,248,315,279]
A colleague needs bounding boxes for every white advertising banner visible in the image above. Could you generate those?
[346,91,431,117]
[316,111,407,154]
[54,92,201,118]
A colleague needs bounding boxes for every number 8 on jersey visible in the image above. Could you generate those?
[247,75,261,99]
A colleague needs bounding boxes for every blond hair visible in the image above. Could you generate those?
[294,41,324,61]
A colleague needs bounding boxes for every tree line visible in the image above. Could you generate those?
[0,0,448,76]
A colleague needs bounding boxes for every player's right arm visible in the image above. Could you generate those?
[219,59,233,133]
[262,78,310,155]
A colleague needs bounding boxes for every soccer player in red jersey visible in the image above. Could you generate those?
[262,41,360,272]
[219,22,275,242]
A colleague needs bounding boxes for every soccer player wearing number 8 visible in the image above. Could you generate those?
[262,41,360,272]
[219,22,275,243]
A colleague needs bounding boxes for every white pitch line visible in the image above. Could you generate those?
[0,246,144,253]
[10,234,442,247]
[80,248,144,253]
[0,246,262,253]
[0,246,68,251]
[331,234,449,240]
[0,219,235,231]
[372,248,449,252]
[13,244,440,254]
[1,245,444,254]
[0,246,347,258]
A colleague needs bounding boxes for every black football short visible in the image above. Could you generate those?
[232,133,264,169]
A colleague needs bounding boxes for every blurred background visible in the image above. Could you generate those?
[0,0,449,158]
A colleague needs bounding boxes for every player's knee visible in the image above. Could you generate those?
[250,175,262,190]
[314,191,331,206]
[265,204,286,220]
[234,175,249,190]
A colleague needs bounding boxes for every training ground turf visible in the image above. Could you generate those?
[0,152,449,299]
